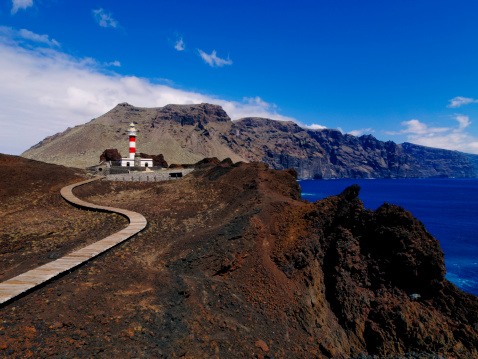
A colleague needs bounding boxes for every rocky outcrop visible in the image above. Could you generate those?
[270,182,478,357]
[99,149,122,162]
[21,103,476,179]
[152,103,231,126]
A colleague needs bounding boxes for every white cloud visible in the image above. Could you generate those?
[0,28,295,155]
[174,38,185,51]
[11,0,33,14]
[18,29,60,47]
[92,8,118,28]
[243,96,274,108]
[404,119,452,135]
[198,49,232,67]
[305,124,327,130]
[447,96,478,108]
[347,128,374,137]
[105,60,121,67]
[454,114,471,131]
[387,116,478,154]
[386,119,450,136]
[331,126,374,136]
[0,26,59,47]
[400,119,429,134]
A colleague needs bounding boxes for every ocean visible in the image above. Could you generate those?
[299,178,478,297]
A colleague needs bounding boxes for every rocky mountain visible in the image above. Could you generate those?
[22,103,476,179]
[227,118,475,179]
[2,156,477,357]
[22,103,243,169]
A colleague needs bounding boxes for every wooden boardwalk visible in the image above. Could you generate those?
[0,177,147,306]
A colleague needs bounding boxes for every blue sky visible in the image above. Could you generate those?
[1,0,478,155]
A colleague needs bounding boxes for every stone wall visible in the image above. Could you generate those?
[105,169,195,182]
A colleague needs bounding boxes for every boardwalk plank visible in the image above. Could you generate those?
[0,177,147,306]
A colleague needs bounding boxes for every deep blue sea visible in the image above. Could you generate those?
[299,179,478,297]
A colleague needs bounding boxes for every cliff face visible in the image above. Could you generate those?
[22,103,476,179]
[1,157,477,357]
[401,142,477,178]
[227,119,476,178]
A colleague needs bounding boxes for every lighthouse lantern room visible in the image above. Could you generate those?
[119,122,153,168]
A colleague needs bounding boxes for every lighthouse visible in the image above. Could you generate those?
[119,122,153,168]
[128,122,136,159]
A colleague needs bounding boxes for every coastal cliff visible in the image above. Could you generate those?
[228,118,476,179]
[22,103,476,179]
[1,155,476,358]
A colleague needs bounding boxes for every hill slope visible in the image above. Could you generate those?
[22,103,243,169]
[22,103,476,179]
[0,154,127,282]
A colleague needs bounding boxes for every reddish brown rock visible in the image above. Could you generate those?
[99,149,122,162]
[194,157,221,167]
[255,339,269,352]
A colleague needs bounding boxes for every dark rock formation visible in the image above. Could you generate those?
[194,157,221,168]
[228,118,476,179]
[169,157,224,170]
[269,182,478,357]
[154,103,231,126]
[402,142,476,178]
[99,149,122,162]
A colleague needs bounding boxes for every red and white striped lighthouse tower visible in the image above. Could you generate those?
[120,122,152,167]
[128,122,136,159]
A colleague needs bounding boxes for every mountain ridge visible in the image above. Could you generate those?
[22,103,476,179]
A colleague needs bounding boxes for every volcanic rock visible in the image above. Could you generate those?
[99,149,122,162]
[0,156,477,358]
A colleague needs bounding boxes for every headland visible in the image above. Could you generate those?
[0,153,477,358]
